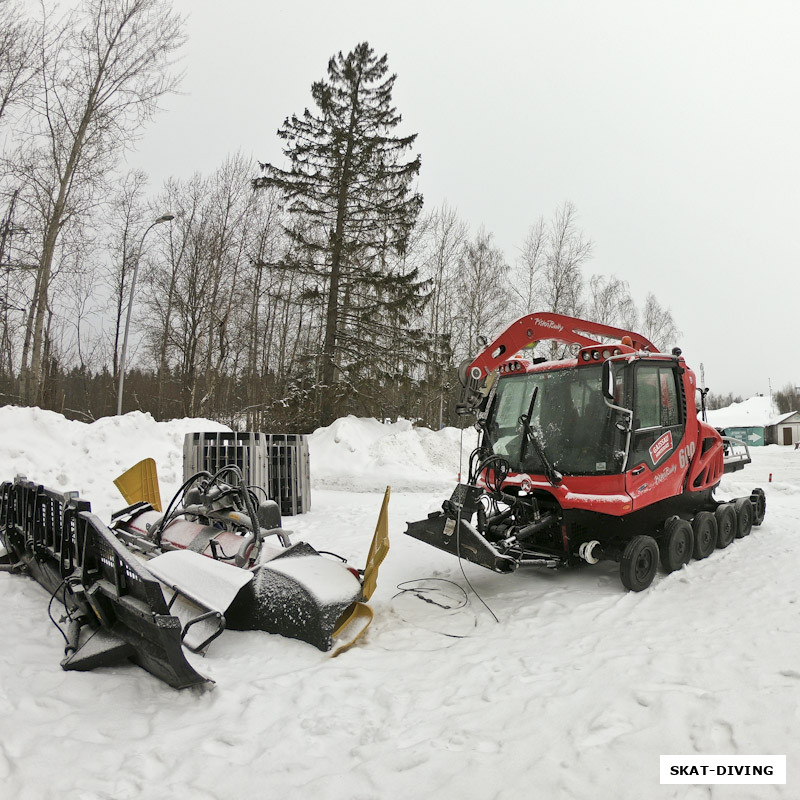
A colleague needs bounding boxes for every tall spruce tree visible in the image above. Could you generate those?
[254,42,426,425]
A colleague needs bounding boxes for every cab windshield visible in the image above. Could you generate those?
[484,364,626,476]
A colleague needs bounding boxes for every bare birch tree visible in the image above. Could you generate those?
[638,292,679,351]
[537,202,592,358]
[455,227,509,362]
[103,168,148,379]
[412,202,468,422]
[540,202,591,317]
[0,0,37,125]
[511,216,547,315]
[586,274,638,330]
[16,0,184,404]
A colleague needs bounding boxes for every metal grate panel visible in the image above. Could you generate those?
[183,432,310,515]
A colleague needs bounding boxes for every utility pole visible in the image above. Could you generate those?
[116,214,174,415]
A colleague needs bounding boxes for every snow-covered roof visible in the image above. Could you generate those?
[706,395,795,429]
[772,410,800,426]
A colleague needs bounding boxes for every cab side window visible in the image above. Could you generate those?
[631,364,684,469]
[634,365,681,429]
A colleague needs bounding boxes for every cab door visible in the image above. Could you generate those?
[626,362,686,508]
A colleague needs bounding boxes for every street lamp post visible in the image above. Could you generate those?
[116,214,174,415]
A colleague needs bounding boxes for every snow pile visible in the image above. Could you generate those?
[308,415,479,490]
[0,405,230,518]
[706,395,779,428]
[1,405,798,799]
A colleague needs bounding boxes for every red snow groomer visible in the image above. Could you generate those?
[406,313,766,591]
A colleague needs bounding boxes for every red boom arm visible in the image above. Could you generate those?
[468,312,658,379]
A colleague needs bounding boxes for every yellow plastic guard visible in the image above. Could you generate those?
[361,486,391,601]
[330,486,391,657]
[114,458,163,512]
[330,602,374,657]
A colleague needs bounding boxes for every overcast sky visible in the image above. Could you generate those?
[127,0,800,399]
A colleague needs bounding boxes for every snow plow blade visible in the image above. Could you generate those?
[0,479,208,689]
[406,486,517,574]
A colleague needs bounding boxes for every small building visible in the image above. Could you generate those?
[767,411,800,446]
[705,395,798,447]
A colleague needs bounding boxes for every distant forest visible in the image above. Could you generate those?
[2,2,711,432]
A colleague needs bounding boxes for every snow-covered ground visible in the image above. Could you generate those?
[0,407,797,800]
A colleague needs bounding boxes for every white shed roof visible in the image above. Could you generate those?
[706,396,781,429]
[772,411,800,426]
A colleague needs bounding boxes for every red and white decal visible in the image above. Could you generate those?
[649,431,673,465]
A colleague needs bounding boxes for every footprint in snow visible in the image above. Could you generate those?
[579,720,635,748]
[779,669,800,679]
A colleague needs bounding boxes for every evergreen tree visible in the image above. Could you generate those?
[254,42,426,425]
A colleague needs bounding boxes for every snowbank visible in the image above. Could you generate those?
[0,406,478,508]
[308,415,479,491]
[0,406,230,518]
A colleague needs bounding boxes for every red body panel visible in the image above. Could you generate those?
[496,472,635,515]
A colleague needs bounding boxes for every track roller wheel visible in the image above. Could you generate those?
[714,504,736,549]
[658,517,694,573]
[734,497,753,538]
[620,535,659,592]
[691,511,717,560]
[750,488,766,526]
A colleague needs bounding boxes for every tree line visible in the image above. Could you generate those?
[706,387,800,415]
[2,3,684,432]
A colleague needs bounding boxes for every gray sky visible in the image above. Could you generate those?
[127,0,800,399]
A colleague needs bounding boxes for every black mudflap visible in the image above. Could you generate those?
[1,479,209,690]
[405,512,517,573]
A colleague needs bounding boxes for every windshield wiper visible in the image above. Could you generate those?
[518,386,563,487]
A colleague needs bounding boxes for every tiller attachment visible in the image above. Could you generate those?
[0,463,392,687]
[109,463,386,654]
